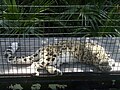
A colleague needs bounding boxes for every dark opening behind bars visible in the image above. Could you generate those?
[0,5,120,78]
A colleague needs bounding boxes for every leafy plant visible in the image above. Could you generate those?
[98,5,120,37]
[54,5,108,36]
[52,0,120,37]
[0,0,54,35]
[0,0,120,37]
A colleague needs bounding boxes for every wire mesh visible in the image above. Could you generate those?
[0,36,120,77]
[0,4,120,77]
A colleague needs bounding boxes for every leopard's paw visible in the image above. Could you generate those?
[35,72,40,76]
[54,69,63,75]
[46,66,63,75]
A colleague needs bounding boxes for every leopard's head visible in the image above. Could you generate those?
[99,54,115,71]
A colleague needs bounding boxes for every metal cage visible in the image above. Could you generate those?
[0,4,120,84]
[0,35,120,77]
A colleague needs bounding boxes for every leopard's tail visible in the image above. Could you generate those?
[4,42,19,62]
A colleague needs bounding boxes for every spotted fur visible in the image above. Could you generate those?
[4,40,115,76]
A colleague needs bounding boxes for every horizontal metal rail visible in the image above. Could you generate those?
[0,26,120,29]
[1,19,120,22]
[0,5,120,8]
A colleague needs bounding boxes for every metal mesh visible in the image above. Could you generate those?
[0,36,120,77]
[0,5,120,78]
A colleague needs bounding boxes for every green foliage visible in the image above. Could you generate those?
[0,0,53,35]
[0,0,120,37]
[54,0,120,36]
[94,1,120,37]
[54,5,108,36]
